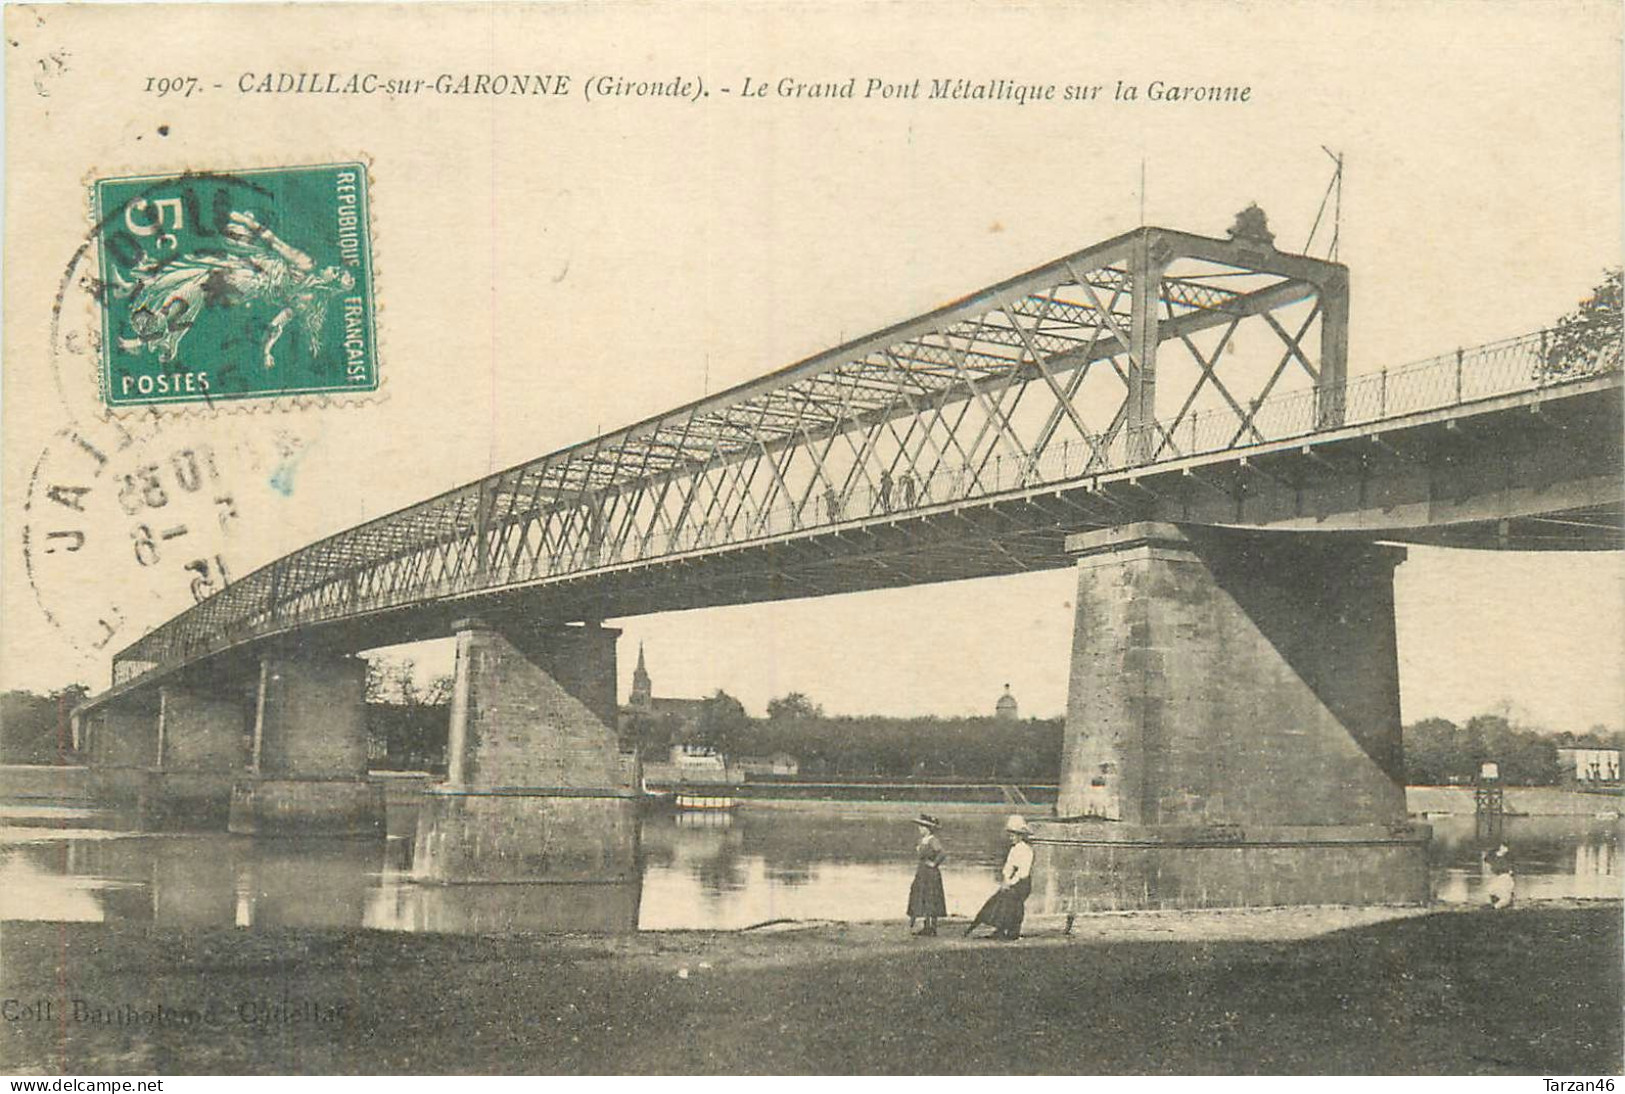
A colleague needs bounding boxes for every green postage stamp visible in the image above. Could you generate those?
[92,163,378,407]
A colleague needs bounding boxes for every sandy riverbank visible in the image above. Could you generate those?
[2,900,1618,1074]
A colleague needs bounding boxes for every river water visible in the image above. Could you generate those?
[1,800,1618,933]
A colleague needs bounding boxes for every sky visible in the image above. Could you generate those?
[362,543,1625,733]
[2,1,1621,737]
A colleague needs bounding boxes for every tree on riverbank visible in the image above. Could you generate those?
[1542,267,1623,377]
[691,689,752,757]
[1403,712,1623,785]
[0,686,88,764]
[363,655,454,771]
[766,692,823,724]
[741,693,1063,779]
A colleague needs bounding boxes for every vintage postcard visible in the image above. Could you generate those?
[2,0,1620,1081]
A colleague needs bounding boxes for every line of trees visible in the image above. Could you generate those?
[363,657,453,771]
[1403,713,1623,787]
[666,694,1625,787]
[0,687,89,764]
[7,674,1621,790]
[634,689,1064,781]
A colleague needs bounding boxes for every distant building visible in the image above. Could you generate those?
[669,744,726,772]
[1557,747,1621,786]
[995,684,1019,722]
[638,742,730,786]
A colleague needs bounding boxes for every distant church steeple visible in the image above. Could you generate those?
[630,642,653,711]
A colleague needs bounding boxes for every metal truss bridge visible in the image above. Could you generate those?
[102,224,1623,698]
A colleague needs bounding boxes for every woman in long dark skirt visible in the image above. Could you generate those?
[965,815,1034,940]
[907,814,948,935]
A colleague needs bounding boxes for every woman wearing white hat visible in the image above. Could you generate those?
[965,815,1035,940]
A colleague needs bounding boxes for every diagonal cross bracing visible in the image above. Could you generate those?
[128,224,1611,685]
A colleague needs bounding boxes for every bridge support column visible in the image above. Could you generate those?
[228,656,383,837]
[82,697,159,811]
[1036,521,1430,911]
[145,685,251,825]
[412,618,640,887]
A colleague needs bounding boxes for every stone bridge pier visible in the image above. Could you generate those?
[79,683,251,825]
[412,618,640,886]
[80,693,159,814]
[228,655,384,837]
[153,684,251,824]
[1034,521,1431,911]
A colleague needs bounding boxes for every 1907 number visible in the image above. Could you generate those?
[143,75,201,98]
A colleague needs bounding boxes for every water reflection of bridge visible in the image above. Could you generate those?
[5,808,1616,930]
[8,832,642,934]
[71,221,1623,913]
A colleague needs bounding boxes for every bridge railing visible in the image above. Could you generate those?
[112,325,1618,680]
[631,328,1610,554]
[572,327,1615,559]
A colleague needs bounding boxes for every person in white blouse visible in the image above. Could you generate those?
[965,815,1035,940]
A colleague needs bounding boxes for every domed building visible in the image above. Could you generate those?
[995,684,1019,722]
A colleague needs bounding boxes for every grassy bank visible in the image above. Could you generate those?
[2,903,1618,1074]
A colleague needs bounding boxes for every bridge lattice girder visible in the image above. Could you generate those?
[107,226,1618,687]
